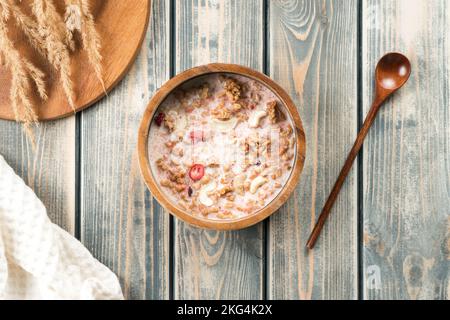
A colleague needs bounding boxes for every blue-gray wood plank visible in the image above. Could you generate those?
[268,0,358,299]
[173,0,265,300]
[362,0,449,300]
[79,0,171,299]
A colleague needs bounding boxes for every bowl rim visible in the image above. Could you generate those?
[138,63,306,230]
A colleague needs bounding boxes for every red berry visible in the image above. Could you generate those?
[189,130,205,143]
[189,164,205,181]
[155,112,165,126]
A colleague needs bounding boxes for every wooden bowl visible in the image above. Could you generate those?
[138,64,306,230]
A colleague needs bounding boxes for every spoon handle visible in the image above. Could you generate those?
[306,97,385,249]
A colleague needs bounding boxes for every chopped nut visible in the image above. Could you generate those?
[216,210,233,219]
[281,125,293,137]
[161,179,171,187]
[174,184,186,192]
[200,175,211,185]
[233,173,246,196]
[199,206,219,216]
[266,101,278,124]
[280,137,290,155]
[171,158,181,167]
[165,141,177,149]
[226,194,235,201]
[173,146,184,157]
[236,112,249,123]
[164,112,176,132]
[272,168,283,179]
[224,202,234,209]
[156,158,186,185]
[218,185,234,197]
[211,102,231,120]
[223,78,241,102]
[231,103,242,112]
[249,167,262,179]
[191,100,201,109]
[156,157,170,172]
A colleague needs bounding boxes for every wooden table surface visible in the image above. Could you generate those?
[0,0,448,300]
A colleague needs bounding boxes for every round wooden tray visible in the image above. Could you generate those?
[0,0,150,121]
[138,64,306,230]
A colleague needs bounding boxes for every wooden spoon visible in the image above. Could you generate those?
[306,52,411,249]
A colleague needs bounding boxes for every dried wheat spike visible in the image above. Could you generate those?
[8,1,46,56]
[32,0,75,111]
[0,0,10,20]
[64,1,80,51]
[65,0,105,92]
[0,15,41,144]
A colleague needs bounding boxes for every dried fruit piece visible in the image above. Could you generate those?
[189,164,205,181]
[155,112,165,126]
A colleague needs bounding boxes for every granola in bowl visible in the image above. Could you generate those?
[148,74,296,220]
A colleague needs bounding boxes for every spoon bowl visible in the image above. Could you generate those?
[376,52,411,91]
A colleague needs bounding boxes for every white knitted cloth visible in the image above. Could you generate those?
[0,155,123,300]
